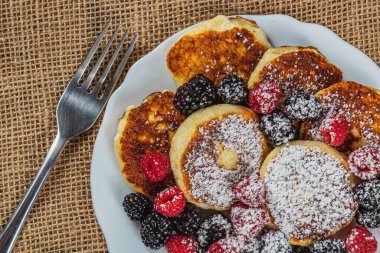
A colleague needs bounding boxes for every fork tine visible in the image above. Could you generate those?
[100,33,138,101]
[68,19,112,87]
[82,25,120,90]
[92,28,130,95]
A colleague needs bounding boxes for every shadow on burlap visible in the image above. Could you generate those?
[0,0,379,252]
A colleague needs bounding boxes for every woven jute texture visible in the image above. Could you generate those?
[0,0,379,252]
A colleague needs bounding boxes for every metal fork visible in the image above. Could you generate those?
[0,20,138,253]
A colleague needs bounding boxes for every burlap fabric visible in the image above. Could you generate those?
[0,0,379,252]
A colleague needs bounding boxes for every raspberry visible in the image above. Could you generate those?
[208,237,245,253]
[284,91,322,120]
[319,114,348,147]
[232,174,266,207]
[356,208,380,228]
[345,226,378,253]
[354,180,380,210]
[230,203,268,238]
[260,110,297,146]
[348,144,380,180]
[217,75,249,105]
[172,204,202,235]
[261,230,293,253]
[249,81,281,114]
[141,152,171,182]
[154,186,186,217]
[173,74,217,116]
[312,239,347,253]
[122,193,153,222]
[166,234,198,253]
[140,212,173,249]
[196,214,232,249]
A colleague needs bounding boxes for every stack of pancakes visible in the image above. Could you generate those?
[114,15,380,246]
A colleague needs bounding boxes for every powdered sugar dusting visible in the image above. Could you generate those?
[258,50,342,97]
[261,230,292,253]
[305,83,380,144]
[264,144,358,241]
[183,114,264,208]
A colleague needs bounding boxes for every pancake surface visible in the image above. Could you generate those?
[114,91,185,197]
[301,81,380,150]
[167,15,271,87]
[248,46,342,96]
[170,104,269,210]
[260,141,358,246]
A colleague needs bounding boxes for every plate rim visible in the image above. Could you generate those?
[90,14,380,252]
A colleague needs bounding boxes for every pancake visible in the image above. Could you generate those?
[166,15,271,87]
[260,140,358,246]
[114,91,185,197]
[300,81,380,150]
[248,46,343,96]
[170,104,269,210]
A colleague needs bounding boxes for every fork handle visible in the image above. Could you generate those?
[0,134,68,253]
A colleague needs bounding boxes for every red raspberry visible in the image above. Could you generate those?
[208,237,245,253]
[154,186,186,217]
[345,226,378,253]
[230,203,269,238]
[166,234,198,253]
[319,114,348,146]
[248,81,281,114]
[348,144,380,180]
[141,152,171,182]
[232,174,266,207]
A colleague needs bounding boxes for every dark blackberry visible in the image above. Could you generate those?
[260,110,297,146]
[260,230,293,253]
[357,208,380,228]
[196,213,232,249]
[171,204,202,235]
[294,246,312,253]
[311,239,347,253]
[122,193,153,222]
[140,212,173,250]
[188,73,214,86]
[284,91,322,120]
[173,74,217,116]
[217,75,249,104]
[241,239,261,253]
[354,179,380,210]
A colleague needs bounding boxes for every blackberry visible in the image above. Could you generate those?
[357,208,380,228]
[284,91,322,120]
[260,110,297,146]
[354,179,380,210]
[173,74,217,116]
[140,212,173,250]
[217,75,249,104]
[294,246,312,253]
[196,213,232,249]
[260,230,293,253]
[311,239,347,253]
[122,193,153,222]
[171,204,202,235]
[241,239,261,253]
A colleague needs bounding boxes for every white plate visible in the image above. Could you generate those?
[90,14,380,253]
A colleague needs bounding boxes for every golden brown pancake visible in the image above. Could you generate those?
[170,104,269,210]
[260,140,358,246]
[300,81,380,150]
[114,91,185,197]
[167,15,271,87]
[248,46,343,96]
